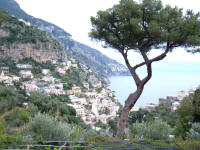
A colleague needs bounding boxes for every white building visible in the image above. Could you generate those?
[16,64,32,69]
[42,69,50,75]
[56,68,66,75]
[172,102,180,111]
[42,76,55,83]
[19,70,33,78]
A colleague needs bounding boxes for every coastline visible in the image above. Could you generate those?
[108,74,200,107]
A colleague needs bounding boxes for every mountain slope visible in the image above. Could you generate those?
[0,9,67,62]
[0,0,129,76]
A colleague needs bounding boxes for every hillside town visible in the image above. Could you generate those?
[1,57,197,125]
[0,58,120,128]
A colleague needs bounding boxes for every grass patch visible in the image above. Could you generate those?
[144,139,175,147]
[173,139,200,150]
[144,138,200,150]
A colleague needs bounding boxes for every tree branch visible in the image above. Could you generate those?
[133,42,170,70]
[139,51,152,86]
[150,42,170,63]
[139,42,171,87]
[120,51,141,86]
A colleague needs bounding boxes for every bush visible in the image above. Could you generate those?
[131,120,171,140]
[95,120,107,129]
[0,122,5,134]
[27,104,39,117]
[4,108,30,127]
[0,134,22,149]
[0,84,25,114]
[24,114,83,141]
[187,123,200,140]
[60,104,76,116]
[107,118,118,136]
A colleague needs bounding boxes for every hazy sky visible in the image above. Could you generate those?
[15,0,200,65]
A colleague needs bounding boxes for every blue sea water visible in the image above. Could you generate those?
[108,62,200,106]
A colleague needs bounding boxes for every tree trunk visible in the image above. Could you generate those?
[117,88,143,136]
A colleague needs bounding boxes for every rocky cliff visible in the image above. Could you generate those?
[0,43,67,62]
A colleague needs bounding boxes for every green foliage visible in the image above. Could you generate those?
[60,104,76,116]
[24,114,83,141]
[130,120,171,140]
[0,84,25,114]
[0,8,13,24]
[18,58,56,76]
[51,94,70,103]
[0,57,19,75]
[29,93,58,115]
[26,104,39,117]
[29,92,86,127]
[171,88,200,139]
[65,67,83,87]
[193,89,200,122]
[95,120,107,129]
[52,67,85,89]
[187,123,200,140]
[108,117,118,136]
[129,104,178,128]
[0,122,5,135]
[62,115,85,126]
[96,87,103,93]
[153,104,178,127]
[0,133,22,149]
[90,0,200,52]
[24,114,72,141]
[0,121,22,149]
[173,139,200,150]
[4,108,30,127]
[144,139,200,150]
[176,95,194,138]
[129,109,149,124]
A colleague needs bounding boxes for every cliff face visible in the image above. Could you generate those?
[0,43,67,62]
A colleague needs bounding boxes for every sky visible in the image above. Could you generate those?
[15,0,200,66]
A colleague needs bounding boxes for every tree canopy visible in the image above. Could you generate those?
[90,0,200,53]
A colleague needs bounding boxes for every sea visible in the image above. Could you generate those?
[108,61,200,106]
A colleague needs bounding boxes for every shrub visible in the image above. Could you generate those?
[27,104,39,117]
[83,128,98,141]
[187,123,200,140]
[24,114,83,141]
[107,117,118,136]
[4,108,30,127]
[131,120,171,140]
[0,134,22,149]
[60,104,76,116]
[95,120,107,129]
[0,85,25,114]
[0,122,5,134]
